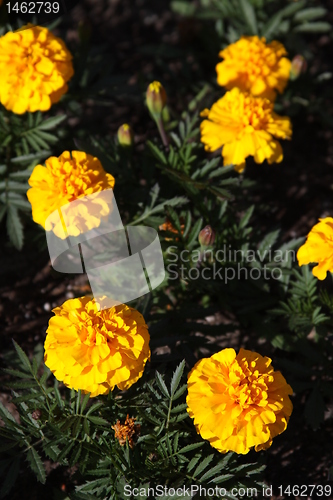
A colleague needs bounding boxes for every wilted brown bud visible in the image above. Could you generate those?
[117,123,134,147]
[199,225,216,247]
[290,55,307,81]
[146,81,167,117]
[31,409,42,420]
[112,415,140,449]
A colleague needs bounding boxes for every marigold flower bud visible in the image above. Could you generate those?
[199,225,215,246]
[117,124,134,147]
[290,55,307,81]
[146,81,167,117]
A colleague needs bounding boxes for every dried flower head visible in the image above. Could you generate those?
[44,296,151,397]
[216,36,291,101]
[187,348,293,454]
[159,218,185,241]
[112,415,141,448]
[27,151,115,239]
[0,25,73,114]
[200,87,292,173]
[297,217,333,280]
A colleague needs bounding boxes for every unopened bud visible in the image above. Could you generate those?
[290,55,307,81]
[199,225,215,247]
[117,124,134,147]
[146,81,167,117]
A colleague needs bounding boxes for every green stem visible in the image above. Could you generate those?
[156,117,169,149]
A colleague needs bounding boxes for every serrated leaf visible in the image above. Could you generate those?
[193,453,214,477]
[261,11,284,39]
[86,416,108,426]
[294,22,331,33]
[155,371,170,398]
[6,206,24,250]
[26,447,46,484]
[178,442,204,454]
[12,340,31,372]
[38,114,66,130]
[239,0,258,35]
[80,393,91,414]
[187,218,203,249]
[170,360,185,397]
[239,205,254,229]
[0,401,17,424]
[258,229,280,255]
[294,7,327,23]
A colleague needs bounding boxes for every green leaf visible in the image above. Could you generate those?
[12,340,31,372]
[26,447,46,484]
[155,371,170,398]
[38,114,66,130]
[261,11,284,39]
[239,0,258,35]
[258,229,280,254]
[9,170,32,180]
[280,0,306,16]
[294,22,332,33]
[80,393,91,414]
[239,205,254,228]
[294,7,327,23]
[86,416,109,426]
[0,204,6,223]
[171,1,196,16]
[193,453,214,478]
[178,442,204,454]
[0,401,17,424]
[10,151,50,165]
[187,218,203,249]
[170,360,185,397]
[7,206,24,250]
[0,458,20,498]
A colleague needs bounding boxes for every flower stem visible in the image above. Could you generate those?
[156,117,169,150]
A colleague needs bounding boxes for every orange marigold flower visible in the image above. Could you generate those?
[112,415,141,448]
[27,151,115,238]
[187,348,293,454]
[216,36,291,101]
[44,296,151,397]
[0,25,74,114]
[297,217,333,280]
[200,88,292,173]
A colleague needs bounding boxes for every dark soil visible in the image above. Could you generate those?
[1,0,333,498]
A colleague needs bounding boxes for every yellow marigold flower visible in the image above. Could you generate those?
[200,88,292,173]
[27,151,115,238]
[216,36,291,101]
[187,348,293,455]
[44,296,151,397]
[0,25,73,114]
[297,217,333,280]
